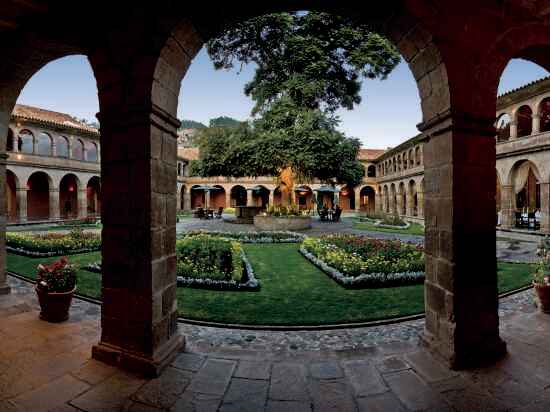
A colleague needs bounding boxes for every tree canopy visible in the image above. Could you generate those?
[209,116,243,128]
[193,11,400,190]
[180,119,206,129]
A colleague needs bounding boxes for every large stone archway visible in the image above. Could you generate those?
[0,0,548,375]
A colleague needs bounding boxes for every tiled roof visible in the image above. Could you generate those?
[178,147,200,160]
[358,149,386,160]
[12,104,99,135]
[498,75,550,99]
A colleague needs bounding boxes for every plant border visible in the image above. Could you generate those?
[299,246,424,289]
[180,230,305,243]
[7,245,101,258]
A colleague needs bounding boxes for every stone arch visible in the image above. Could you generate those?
[383,185,389,213]
[179,185,186,210]
[507,160,542,214]
[87,141,99,162]
[398,181,406,215]
[408,179,418,217]
[17,129,34,154]
[359,186,376,213]
[72,138,85,160]
[538,96,550,133]
[339,185,355,210]
[294,185,313,210]
[86,176,101,216]
[516,105,533,138]
[56,135,70,157]
[367,165,376,178]
[27,171,52,220]
[59,173,81,218]
[495,113,511,141]
[190,185,206,209]
[6,169,19,221]
[251,185,270,208]
[389,183,397,215]
[210,184,226,209]
[230,185,247,207]
[36,131,53,156]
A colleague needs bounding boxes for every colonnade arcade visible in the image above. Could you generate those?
[178,183,372,212]
[0,0,547,377]
[5,168,101,222]
[378,178,424,218]
[496,91,550,141]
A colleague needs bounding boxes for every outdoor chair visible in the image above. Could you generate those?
[528,212,539,230]
[215,207,223,219]
[196,208,205,219]
[333,208,342,222]
[514,211,524,228]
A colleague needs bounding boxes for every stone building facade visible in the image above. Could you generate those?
[5,105,101,223]
[178,77,550,232]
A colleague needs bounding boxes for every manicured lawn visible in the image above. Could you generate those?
[6,245,534,326]
[7,252,101,299]
[352,220,425,236]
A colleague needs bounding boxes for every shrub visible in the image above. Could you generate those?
[175,234,242,282]
[381,214,406,226]
[302,235,424,287]
[265,203,304,217]
[180,230,305,243]
[7,230,101,256]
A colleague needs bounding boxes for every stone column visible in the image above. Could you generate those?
[421,116,505,369]
[396,193,404,216]
[417,189,424,218]
[334,193,339,208]
[184,191,191,211]
[91,106,183,377]
[225,191,231,208]
[540,183,550,234]
[205,190,211,209]
[406,189,414,216]
[16,187,27,222]
[354,190,361,211]
[0,154,10,294]
[246,188,255,206]
[49,189,60,220]
[268,190,274,206]
[375,192,381,213]
[500,185,515,229]
[510,120,518,139]
[533,113,541,135]
[78,188,87,218]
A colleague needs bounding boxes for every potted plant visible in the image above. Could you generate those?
[534,240,550,313]
[35,257,77,322]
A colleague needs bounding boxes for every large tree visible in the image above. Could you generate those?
[193,11,400,196]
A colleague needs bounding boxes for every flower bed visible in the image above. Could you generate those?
[180,230,305,243]
[7,229,101,257]
[300,235,424,288]
[176,234,259,290]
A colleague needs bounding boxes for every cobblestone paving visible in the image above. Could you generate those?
[2,276,548,411]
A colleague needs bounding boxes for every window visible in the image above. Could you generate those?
[72,139,84,160]
[517,105,533,137]
[18,130,34,153]
[87,142,98,162]
[495,113,511,141]
[36,132,52,156]
[56,136,69,157]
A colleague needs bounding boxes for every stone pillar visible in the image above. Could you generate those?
[421,116,505,369]
[205,190,211,209]
[91,106,183,377]
[16,187,27,222]
[396,193,404,216]
[334,193,339,208]
[0,154,10,294]
[417,189,424,218]
[246,189,255,206]
[184,191,192,211]
[49,189,60,220]
[540,183,550,234]
[78,189,87,218]
[500,185,515,229]
[375,192,381,213]
[354,190,361,211]
[533,113,541,135]
[268,190,274,206]
[225,191,231,208]
[52,142,57,157]
[406,189,414,216]
[510,120,518,139]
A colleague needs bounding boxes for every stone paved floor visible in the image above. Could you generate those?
[1,276,549,411]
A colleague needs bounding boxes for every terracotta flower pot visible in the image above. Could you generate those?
[35,285,76,322]
[533,281,550,314]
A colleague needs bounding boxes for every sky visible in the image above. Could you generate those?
[16,50,549,149]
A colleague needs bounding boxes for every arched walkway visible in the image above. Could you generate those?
[339,186,355,210]
[27,171,51,220]
[359,186,376,213]
[230,185,247,207]
[295,185,313,210]
[60,174,80,219]
[5,170,18,222]
[86,176,101,217]
[251,185,269,208]
[210,185,226,209]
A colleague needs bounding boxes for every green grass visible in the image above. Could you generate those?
[6,245,534,326]
[7,252,101,299]
[352,220,425,236]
